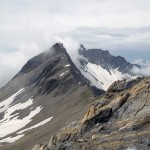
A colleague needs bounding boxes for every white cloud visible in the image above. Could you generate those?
[132,59,150,67]
[132,66,150,77]
[56,37,80,63]
[132,59,150,76]
[0,42,50,87]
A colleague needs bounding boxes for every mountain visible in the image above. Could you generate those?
[0,43,99,150]
[46,76,150,150]
[77,44,140,91]
[0,43,142,150]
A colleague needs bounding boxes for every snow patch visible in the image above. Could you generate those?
[0,105,42,138]
[60,71,69,77]
[0,89,43,139]
[18,117,53,134]
[65,64,71,67]
[0,134,24,144]
[80,62,132,91]
[60,72,65,77]
[0,88,25,113]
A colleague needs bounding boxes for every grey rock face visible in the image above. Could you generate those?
[48,77,150,150]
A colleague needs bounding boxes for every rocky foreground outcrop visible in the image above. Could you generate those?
[33,77,150,150]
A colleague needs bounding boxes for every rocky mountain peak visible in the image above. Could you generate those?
[79,44,86,54]
[9,43,104,96]
[51,42,67,55]
[14,43,67,77]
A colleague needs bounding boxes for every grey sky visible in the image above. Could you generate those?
[0,0,150,87]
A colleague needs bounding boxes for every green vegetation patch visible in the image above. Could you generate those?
[80,90,92,102]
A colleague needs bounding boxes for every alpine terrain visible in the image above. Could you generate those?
[0,43,149,150]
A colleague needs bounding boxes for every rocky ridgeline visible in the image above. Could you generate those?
[32,77,150,150]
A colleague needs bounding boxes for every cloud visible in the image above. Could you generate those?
[0,42,49,87]
[132,59,150,76]
[62,27,150,51]
[56,37,80,63]
[60,27,150,61]
[132,66,150,76]
[132,59,150,67]
[0,0,150,87]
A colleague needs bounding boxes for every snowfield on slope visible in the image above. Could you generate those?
[80,62,133,91]
[0,135,24,144]
[17,117,53,134]
[0,89,53,144]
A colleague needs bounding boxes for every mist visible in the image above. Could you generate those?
[0,42,54,87]
[132,66,150,77]
[56,37,80,63]
[132,59,150,76]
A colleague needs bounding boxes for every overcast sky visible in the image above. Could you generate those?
[0,0,150,87]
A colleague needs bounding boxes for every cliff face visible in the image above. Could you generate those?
[47,77,150,150]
